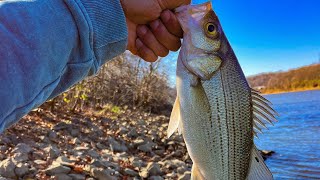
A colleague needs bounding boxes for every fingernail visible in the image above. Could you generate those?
[136,38,143,49]
[137,26,147,35]
[150,20,160,30]
[161,10,171,22]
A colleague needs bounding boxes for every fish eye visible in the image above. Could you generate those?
[208,24,215,32]
[205,22,218,38]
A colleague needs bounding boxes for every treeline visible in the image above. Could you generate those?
[247,63,320,94]
[42,53,175,114]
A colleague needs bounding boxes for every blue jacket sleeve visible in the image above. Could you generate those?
[0,0,128,132]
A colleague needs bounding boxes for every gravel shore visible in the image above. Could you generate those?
[0,109,192,180]
[0,108,273,179]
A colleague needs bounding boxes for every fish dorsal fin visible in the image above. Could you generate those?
[167,96,182,138]
[247,146,273,180]
[251,89,278,136]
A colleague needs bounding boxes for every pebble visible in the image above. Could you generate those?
[48,131,58,140]
[151,155,161,162]
[52,174,72,180]
[117,126,129,135]
[44,145,61,159]
[123,168,139,177]
[90,168,116,180]
[53,122,69,131]
[0,177,15,180]
[154,149,165,155]
[127,129,138,138]
[165,172,177,179]
[12,143,32,154]
[0,158,16,179]
[139,169,148,178]
[69,173,86,180]
[34,160,47,165]
[32,150,46,160]
[39,135,50,143]
[45,164,71,175]
[56,156,74,164]
[14,163,29,177]
[0,146,8,152]
[108,137,128,152]
[91,160,105,168]
[70,128,80,137]
[0,136,11,144]
[140,162,162,178]
[74,146,90,151]
[163,159,187,169]
[71,137,81,145]
[149,176,164,180]
[96,142,107,150]
[147,162,162,176]
[12,153,29,163]
[133,138,145,147]
[88,149,100,158]
[177,166,187,175]
[131,157,145,169]
[137,143,153,153]
[178,171,191,180]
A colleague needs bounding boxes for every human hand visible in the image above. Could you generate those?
[120,0,191,62]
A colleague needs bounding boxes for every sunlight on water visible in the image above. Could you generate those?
[255,90,320,179]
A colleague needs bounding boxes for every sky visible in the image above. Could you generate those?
[163,0,320,77]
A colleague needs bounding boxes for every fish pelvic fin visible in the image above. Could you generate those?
[191,163,206,180]
[167,96,183,138]
[247,145,273,180]
[251,89,279,136]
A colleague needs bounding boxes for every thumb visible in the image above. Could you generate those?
[157,0,191,10]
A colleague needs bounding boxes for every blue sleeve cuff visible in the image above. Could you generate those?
[80,0,128,71]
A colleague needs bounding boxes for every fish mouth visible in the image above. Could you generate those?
[182,51,223,81]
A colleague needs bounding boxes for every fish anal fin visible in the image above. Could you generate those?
[167,96,182,138]
[191,163,206,180]
[247,146,273,180]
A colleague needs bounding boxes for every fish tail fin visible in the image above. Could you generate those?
[247,145,273,180]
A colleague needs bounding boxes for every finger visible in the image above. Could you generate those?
[137,25,169,57]
[150,19,181,51]
[126,18,138,55]
[136,38,158,62]
[157,0,191,10]
[161,10,183,38]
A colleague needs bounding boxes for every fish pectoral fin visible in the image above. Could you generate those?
[191,163,206,180]
[251,89,279,136]
[167,96,182,138]
[247,145,273,180]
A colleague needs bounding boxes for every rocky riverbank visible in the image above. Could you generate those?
[0,109,192,180]
[0,108,274,179]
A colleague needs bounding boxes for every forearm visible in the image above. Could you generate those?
[0,0,127,132]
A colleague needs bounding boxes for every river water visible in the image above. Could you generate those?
[255,90,320,179]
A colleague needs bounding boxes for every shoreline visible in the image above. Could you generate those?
[261,88,320,95]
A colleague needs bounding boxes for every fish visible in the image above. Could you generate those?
[167,2,278,180]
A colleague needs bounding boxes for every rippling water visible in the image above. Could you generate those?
[255,90,320,179]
